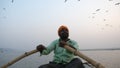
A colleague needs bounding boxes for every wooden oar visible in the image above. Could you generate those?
[1,45,105,68]
[64,45,105,68]
[1,49,38,68]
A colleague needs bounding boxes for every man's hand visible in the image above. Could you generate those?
[59,41,67,47]
[36,44,46,53]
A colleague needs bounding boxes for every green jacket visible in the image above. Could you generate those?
[41,39,79,64]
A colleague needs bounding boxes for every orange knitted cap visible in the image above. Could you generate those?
[58,25,69,36]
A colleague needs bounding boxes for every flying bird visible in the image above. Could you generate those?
[103,19,106,21]
[109,0,113,1]
[65,0,67,2]
[3,8,6,10]
[11,0,14,3]
[96,9,100,11]
[105,10,109,12]
[65,0,80,2]
[115,2,120,5]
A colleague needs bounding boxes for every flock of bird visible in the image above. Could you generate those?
[1,0,120,30]
[87,0,120,30]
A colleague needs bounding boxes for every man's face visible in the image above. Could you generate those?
[59,29,69,40]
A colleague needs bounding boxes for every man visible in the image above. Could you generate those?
[36,25,84,68]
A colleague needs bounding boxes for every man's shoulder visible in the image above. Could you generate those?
[52,39,59,43]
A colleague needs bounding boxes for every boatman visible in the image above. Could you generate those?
[36,25,85,68]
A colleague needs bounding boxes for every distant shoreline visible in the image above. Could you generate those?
[0,48,120,52]
[80,48,120,51]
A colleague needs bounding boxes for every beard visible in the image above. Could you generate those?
[60,31,69,40]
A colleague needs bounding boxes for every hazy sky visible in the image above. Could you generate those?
[0,0,120,50]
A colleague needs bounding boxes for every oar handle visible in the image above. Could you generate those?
[64,45,105,68]
[1,49,38,68]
